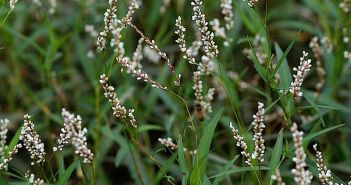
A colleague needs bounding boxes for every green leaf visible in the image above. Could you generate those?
[80,159,91,185]
[303,91,325,127]
[115,145,128,167]
[247,55,267,83]
[56,158,80,185]
[7,124,23,158]
[0,176,9,185]
[178,135,189,185]
[190,108,223,185]
[268,129,283,185]
[287,124,345,155]
[212,155,239,185]
[209,166,270,179]
[137,124,164,133]
[270,28,302,82]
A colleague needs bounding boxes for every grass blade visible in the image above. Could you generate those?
[303,91,325,127]
[212,155,239,185]
[177,134,189,185]
[209,166,270,179]
[190,108,223,185]
[269,28,303,82]
[287,124,345,154]
[268,129,283,185]
[56,158,80,185]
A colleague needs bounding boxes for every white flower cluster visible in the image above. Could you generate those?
[230,122,252,165]
[100,74,138,129]
[343,28,349,43]
[221,0,234,30]
[143,46,160,63]
[344,51,351,59]
[9,0,18,11]
[48,0,57,14]
[291,123,313,184]
[191,0,219,57]
[339,0,350,13]
[289,51,312,100]
[158,137,178,150]
[130,37,144,72]
[243,0,258,8]
[0,119,9,157]
[309,37,325,98]
[271,169,286,185]
[252,102,265,164]
[321,37,333,53]
[20,115,46,166]
[203,88,215,113]
[175,16,196,64]
[193,71,203,103]
[85,25,98,38]
[209,19,227,39]
[97,0,118,50]
[198,53,217,75]
[313,144,335,184]
[59,109,94,163]
[0,119,22,170]
[25,170,44,185]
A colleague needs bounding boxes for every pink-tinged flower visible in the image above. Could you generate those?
[290,123,313,184]
[20,114,46,166]
[289,51,312,100]
[252,102,265,164]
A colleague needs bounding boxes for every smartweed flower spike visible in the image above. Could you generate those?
[0,119,22,170]
[25,170,44,185]
[0,119,9,157]
[193,71,204,103]
[252,102,265,164]
[97,0,118,51]
[158,137,178,150]
[313,144,335,184]
[309,37,325,98]
[243,0,258,8]
[61,109,94,163]
[272,169,286,185]
[175,16,196,65]
[191,0,219,57]
[20,114,46,166]
[289,51,312,100]
[230,122,252,165]
[9,0,18,11]
[100,74,138,129]
[291,123,313,184]
[220,0,234,30]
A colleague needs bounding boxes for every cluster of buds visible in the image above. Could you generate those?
[191,0,219,57]
[251,102,265,164]
[271,169,286,185]
[220,0,234,30]
[230,122,252,165]
[243,0,258,8]
[291,123,313,184]
[100,74,138,129]
[289,51,312,100]
[312,144,345,185]
[19,115,46,166]
[309,37,325,98]
[158,137,178,150]
[209,19,228,40]
[175,16,196,65]
[59,109,94,163]
[97,0,118,51]
[339,0,350,13]
[9,0,18,11]
[0,119,22,170]
[25,170,44,185]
